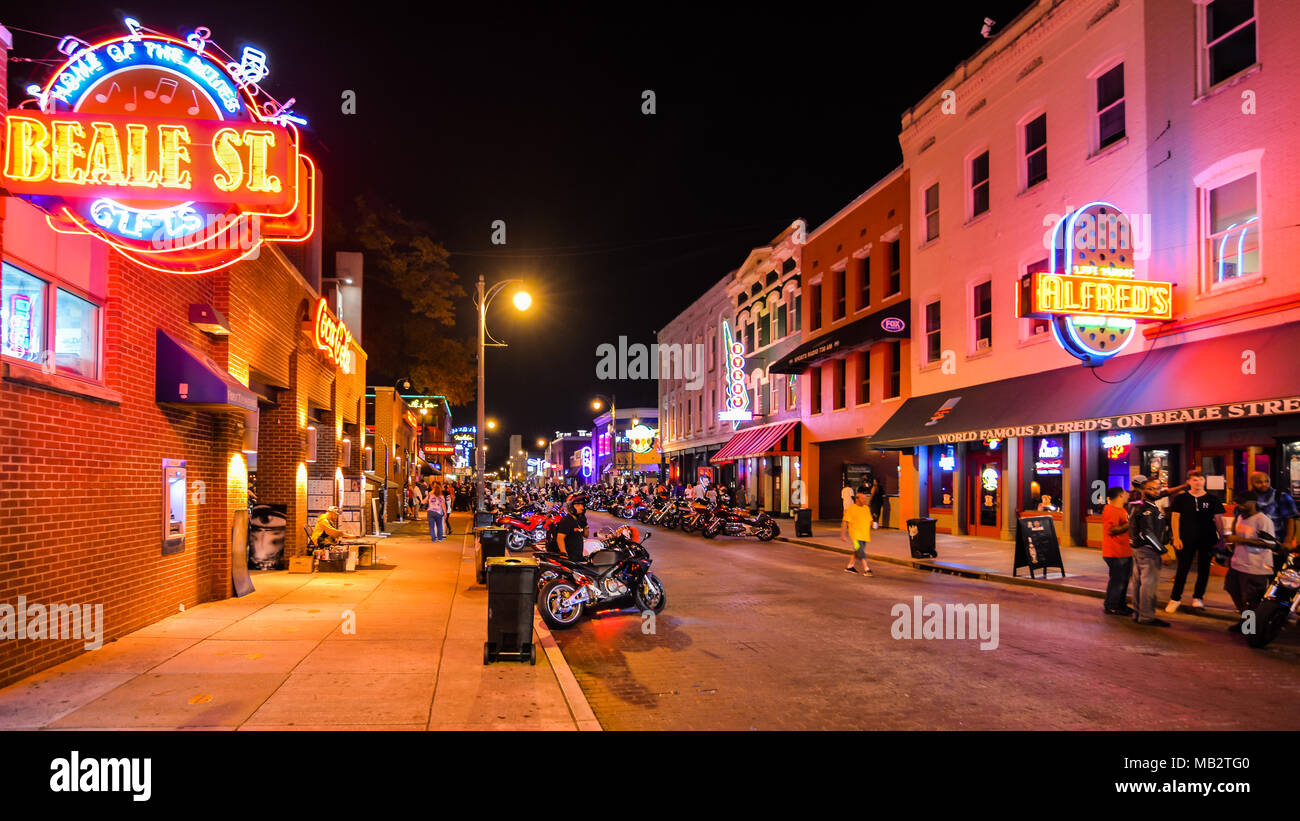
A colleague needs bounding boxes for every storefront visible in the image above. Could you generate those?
[811,436,900,525]
[712,420,800,515]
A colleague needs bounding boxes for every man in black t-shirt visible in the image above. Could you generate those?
[555,497,589,562]
[1167,470,1225,612]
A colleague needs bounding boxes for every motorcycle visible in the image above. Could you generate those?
[679,500,713,533]
[1244,532,1298,648]
[701,506,779,541]
[495,502,562,551]
[534,528,666,630]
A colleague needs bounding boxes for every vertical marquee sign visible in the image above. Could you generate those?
[3,19,315,274]
[1019,201,1172,366]
[717,320,751,424]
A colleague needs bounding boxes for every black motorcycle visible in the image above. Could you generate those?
[701,505,779,541]
[534,529,666,630]
[1245,533,1298,648]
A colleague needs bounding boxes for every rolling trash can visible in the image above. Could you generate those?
[794,507,813,538]
[475,526,510,585]
[485,556,538,665]
[906,518,938,559]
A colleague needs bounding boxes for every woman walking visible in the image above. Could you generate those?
[427,482,447,542]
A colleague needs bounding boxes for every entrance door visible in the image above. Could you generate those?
[969,455,1002,538]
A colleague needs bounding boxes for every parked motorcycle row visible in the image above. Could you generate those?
[589,488,781,542]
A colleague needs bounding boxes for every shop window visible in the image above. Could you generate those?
[54,289,100,379]
[887,340,901,399]
[832,358,846,410]
[972,280,993,351]
[856,349,870,405]
[833,269,846,320]
[923,183,940,242]
[2,261,102,381]
[809,283,822,331]
[1206,173,1259,284]
[1028,436,1064,511]
[1024,113,1048,189]
[924,301,941,364]
[1201,0,1257,91]
[858,255,870,310]
[1091,431,1135,515]
[970,151,990,217]
[1096,63,1126,149]
[888,240,901,295]
[931,445,956,508]
[810,367,822,414]
[2,263,47,366]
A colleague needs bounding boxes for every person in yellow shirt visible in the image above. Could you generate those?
[841,490,874,576]
[312,507,346,548]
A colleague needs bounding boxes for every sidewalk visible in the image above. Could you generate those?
[779,520,1239,619]
[0,512,599,730]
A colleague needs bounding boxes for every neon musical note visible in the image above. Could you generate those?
[144,77,178,104]
[93,82,120,104]
[186,89,201,116]
[124,17,144,41]
[186,27,211,55]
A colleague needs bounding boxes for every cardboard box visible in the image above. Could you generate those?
[288,556,314,573]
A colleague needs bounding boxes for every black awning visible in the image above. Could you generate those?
[770,300,910,374]
[156,329,259,412]
[866,322,1300,448]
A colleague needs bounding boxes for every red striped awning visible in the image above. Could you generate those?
[711,420,798,463]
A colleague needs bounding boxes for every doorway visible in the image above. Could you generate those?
[968,453,1002,538]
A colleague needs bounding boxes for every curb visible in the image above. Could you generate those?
[775,535,1239,622]
[533,615,602,731]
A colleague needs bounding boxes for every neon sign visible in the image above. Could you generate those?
[4,21,315,274]
[313,298,354,373]
[938,446,955,472]
[7,295,33,356]
[717,320,752,422]
[580,446,594,479]
[981,466,999,492]
[1103,431,1132,459]
[1021,202,1169,366]
[1034,438,1063,475]
[627,424,657,454]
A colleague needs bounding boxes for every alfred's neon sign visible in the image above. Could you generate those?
[313,298,353,373]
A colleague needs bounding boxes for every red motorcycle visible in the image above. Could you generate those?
[495,503,562,551]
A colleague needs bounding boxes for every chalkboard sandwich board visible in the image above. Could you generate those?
[1014,515,1066,579]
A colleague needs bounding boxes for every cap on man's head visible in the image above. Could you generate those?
[1131,475,1148,488]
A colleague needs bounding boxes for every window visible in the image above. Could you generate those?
[745,321,755,354]
[776,302,787,339]
[771,376,780,416]
[1207,173,1259,283]
[970,151,990,217]
[930,445,955,508]
[759,312,770,348]
[1096,63,1125,149]
[858,255,870,310]
[1028,436,1065,511]
[793,293,802,332]
[833,269,846,320]
[923,183,940,242]
[1021,259,1050,337]
[887,341,901,399]
[888,240,901,296]
[809,283,822,331]
[856,350,870,405]
[810,367,822,414]
[1204,0,1257,89]
[708,328,716,370]
[973,281,992,351]
[782,257,797,274]
[788,374,797,410]
[1025,113,1048,188]
[832,359,846,410]
[924,301,941,364]
[1,261,101,380]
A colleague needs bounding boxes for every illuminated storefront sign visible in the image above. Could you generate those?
[1103,431,1132,459]
[312,298,353,373]
[718,320,751,422]
[938,446,955,472]
[7,295,33,355]
[1034,438,1063,475]
[580,446,594,479]
[4,20,315,274]
[1019,202,1170,367]
[981,466,999,492]
[627,424,658,454]
[422,444,454,456]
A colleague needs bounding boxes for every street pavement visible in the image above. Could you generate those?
[548,512,1300,730]
[0,513,593,731]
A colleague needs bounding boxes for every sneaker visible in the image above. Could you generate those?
[1191,598,1205,609]
[844,566,858,574]
[1138,618,1171,627]
[863,569,874,577]
[1165,600,1180,614]
[871,522,879,529]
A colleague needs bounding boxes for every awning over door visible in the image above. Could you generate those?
[866,322,1300,449]
[155,329,259,412]
[711,420,798,463]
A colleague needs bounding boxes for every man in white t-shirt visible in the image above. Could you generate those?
[841,481,854,517]
[1225,490,1277,633]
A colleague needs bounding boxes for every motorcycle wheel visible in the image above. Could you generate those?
[538,580,584,629]
[1245,599,1289,648]
[635,573,666,614]
[701,523,716,539]
[680,519,696,533]
[756,523,776,542]
[506,529,527,551]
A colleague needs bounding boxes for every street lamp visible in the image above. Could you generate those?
[591,394,616,485]
[475,277,531,512]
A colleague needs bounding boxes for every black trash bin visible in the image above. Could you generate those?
[794,507,813,537]
[906,517,938,559]
[485,556,538,665]
[475,526,510,585]
[473,510,497,530]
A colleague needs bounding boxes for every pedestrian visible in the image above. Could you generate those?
[705,484,718,506]
[1128,477,1170,626]
[840,480,854,519]
[1224,490,1277,633]
[840,490,874,577]
[868,478,884,529]
[1166,469,1223,613]
[1249,471,1298,567]
[1101,487,1133,616]
[427,482,447,542]
[443,483,453,534]
[555,494,589,562]
[684,483,696,502]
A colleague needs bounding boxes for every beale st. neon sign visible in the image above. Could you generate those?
[1019,201,1172,366]
[3,20,315,274]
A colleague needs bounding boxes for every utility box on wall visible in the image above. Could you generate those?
[162,458,186,555]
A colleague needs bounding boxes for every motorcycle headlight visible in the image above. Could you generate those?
[1276,569,1300,589]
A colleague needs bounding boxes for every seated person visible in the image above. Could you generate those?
[312,506,347,548]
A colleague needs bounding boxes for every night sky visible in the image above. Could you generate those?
[7,1,1036,466]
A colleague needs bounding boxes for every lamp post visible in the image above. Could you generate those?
[591,394,616,484]
[475,277,531,512]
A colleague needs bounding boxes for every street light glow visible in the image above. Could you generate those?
[513,290,532,311]
[592,399,603,411]
[487,419,497,430]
